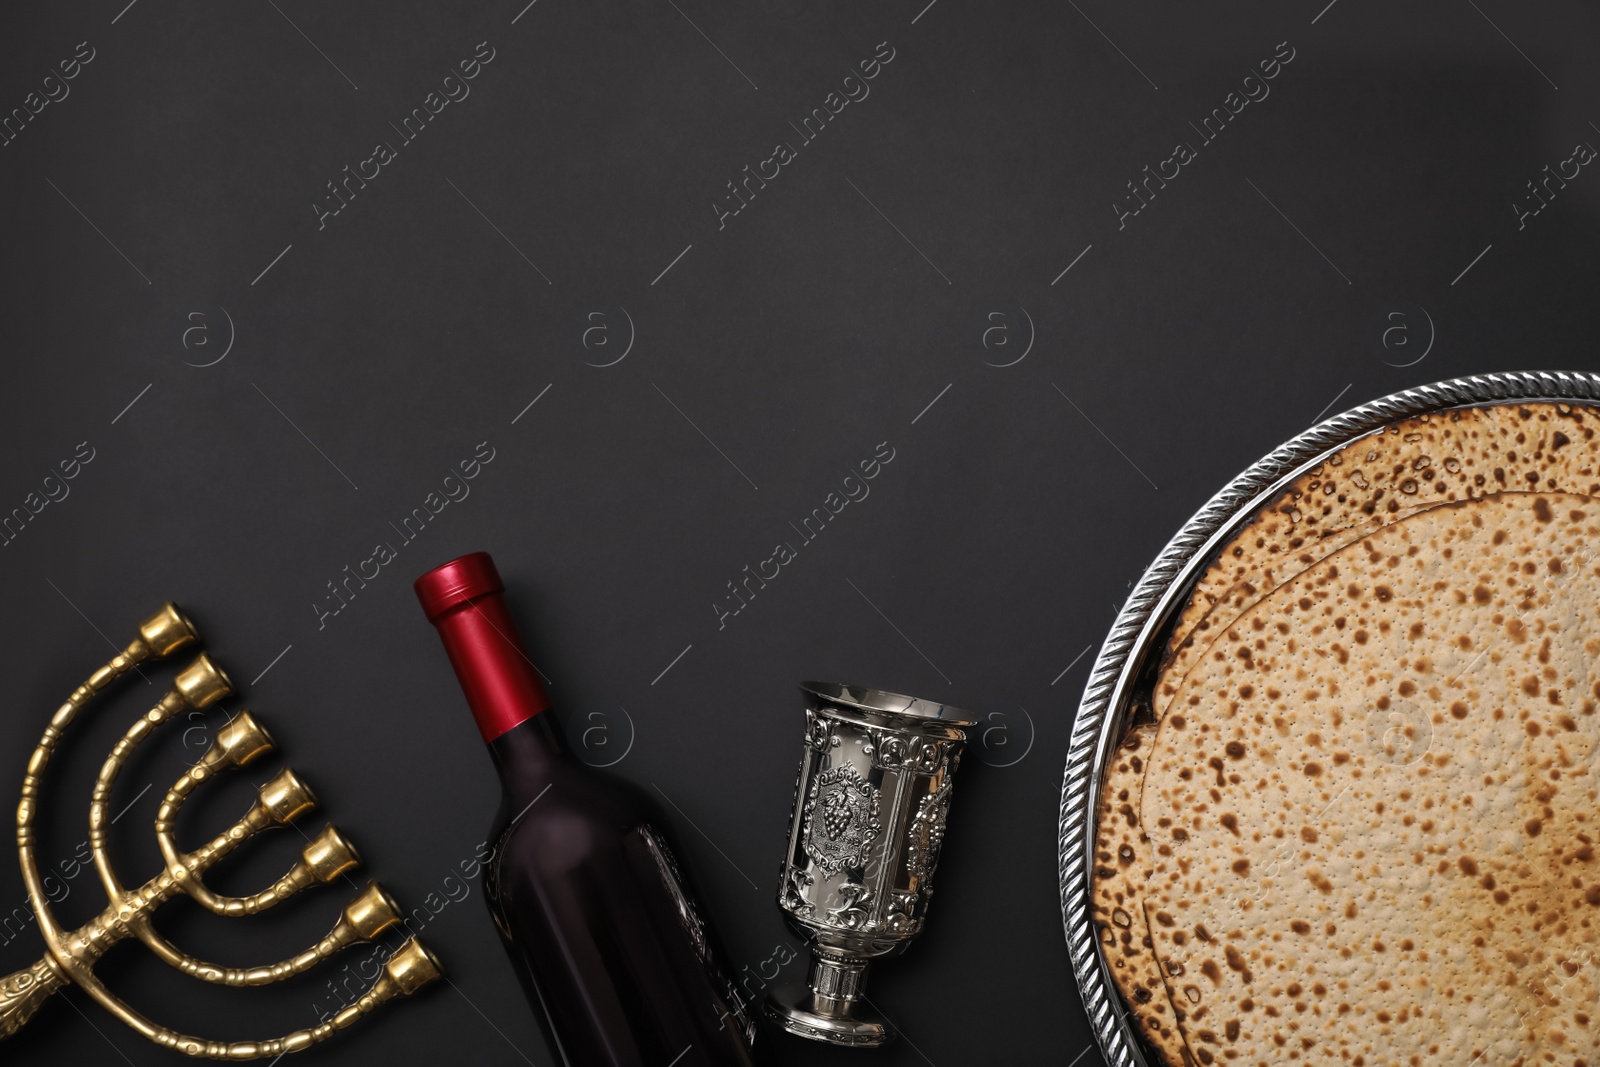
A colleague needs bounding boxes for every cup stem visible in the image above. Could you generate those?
[807,951,869,1015]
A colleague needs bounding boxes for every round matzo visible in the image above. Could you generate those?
[1093,724,1196,1066]
[1141,492,1600,1066]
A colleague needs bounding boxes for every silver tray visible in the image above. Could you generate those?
[1056,370,1600,1067]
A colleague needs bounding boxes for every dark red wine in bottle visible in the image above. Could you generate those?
[415,552,756,1067]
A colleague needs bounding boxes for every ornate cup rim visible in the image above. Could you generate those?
[801,681,977,727]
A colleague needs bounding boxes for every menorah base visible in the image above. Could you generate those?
[0,957,67,1040]
[763,983,892,1048]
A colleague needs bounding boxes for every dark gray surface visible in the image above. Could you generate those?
[0,2,1597,1064]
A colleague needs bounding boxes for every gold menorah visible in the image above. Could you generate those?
[0,603,441,1057]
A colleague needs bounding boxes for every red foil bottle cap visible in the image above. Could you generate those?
[415,551,505,622]
[415,552,551,741]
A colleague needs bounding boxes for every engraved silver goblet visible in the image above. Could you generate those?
[765,682,977,1047]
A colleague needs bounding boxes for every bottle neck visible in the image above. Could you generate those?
[488,713,564,782]
[427,590,553,744]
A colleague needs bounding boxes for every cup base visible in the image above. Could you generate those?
[763,988,893,1047]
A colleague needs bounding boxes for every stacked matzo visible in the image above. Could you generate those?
[1092,403,1600,1066]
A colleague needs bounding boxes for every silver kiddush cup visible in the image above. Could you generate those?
[765,682,978,1047]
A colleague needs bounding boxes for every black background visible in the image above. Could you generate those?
[1,1,1598,1064]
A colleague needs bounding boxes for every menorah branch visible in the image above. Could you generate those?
[143,882,404,987]
[88,654,232,907]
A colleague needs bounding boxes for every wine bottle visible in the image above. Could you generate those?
[414,552,757,1067]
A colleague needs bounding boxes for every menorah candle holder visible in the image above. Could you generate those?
[0,603,442,1058]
